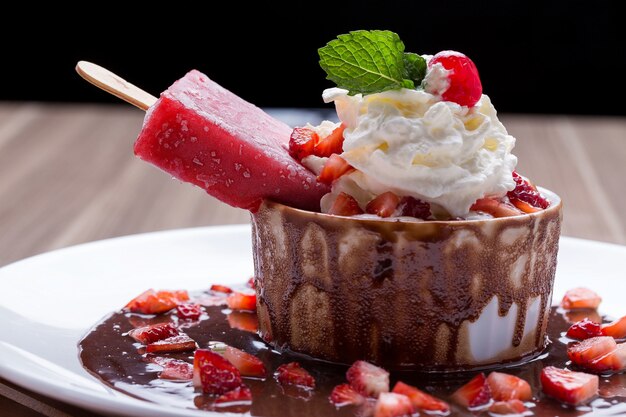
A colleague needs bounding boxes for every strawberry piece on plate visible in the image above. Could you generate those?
[193,349,243,394]
[288,127,319,161]
[486,372,532,401]
[392,381,449,413]
[601,316,626,339]
[223,346,266,378]
[366,192,400,218]
[313,124,346,157]
[567,336,617,370]
[176,303,203,321]
[158,359,194,380]
[561,287,602,310]
[146,334,198,353]
[226,292,257,311]
[317,154,354,185]
[328,192,364,216]
[247,277,255,289]
[589,343,626,373]
[275,362,315,389]
[329,383,366,407]
[374,392,413,417]
[567,318,603,340]
[125,289,189,314]
[128,322,179,344]
[227,311,259,333]
[488,399,527,415]
[346,360,390,398]
[451,373,492,408]
[210,284,233,294]
[541,366,598,405]
[214,385,252,404]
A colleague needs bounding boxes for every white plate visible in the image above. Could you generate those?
[0,226,624,417]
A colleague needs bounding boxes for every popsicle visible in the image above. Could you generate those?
[77,63,328,212]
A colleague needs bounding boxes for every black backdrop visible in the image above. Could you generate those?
[2,1,623,115]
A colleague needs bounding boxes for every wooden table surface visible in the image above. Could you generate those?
[1,102,625,416]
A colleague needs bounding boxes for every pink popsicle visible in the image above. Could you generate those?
[134,70,328,212]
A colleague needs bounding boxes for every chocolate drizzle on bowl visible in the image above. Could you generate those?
[251,189,562,370]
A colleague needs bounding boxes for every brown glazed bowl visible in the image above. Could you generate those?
[250,189,562,371]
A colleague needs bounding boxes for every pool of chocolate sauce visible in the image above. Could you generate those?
[79,293,626,416]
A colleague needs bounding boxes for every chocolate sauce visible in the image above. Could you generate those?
[79,295,626,416]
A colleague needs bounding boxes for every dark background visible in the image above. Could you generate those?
[2,1,623,115]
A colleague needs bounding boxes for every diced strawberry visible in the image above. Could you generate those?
[313,124,346,158]
[210,284,233,294]
[488,399,527,414]
[396,196,431,219]
[374,392,413,417]
[193,349,243,395]
[125,289,190,314]
[471,198,522,218]
[366,192,400,218]
[566,318,603,340]
[561,287,602,310]
[589,343,626,373]
[511,198,542,214]
[507,171,549,210]
[288,127,319,161]
[247,277,255,289]
[451,373,492,408]
[275,362,315,389]
[601,316,626,339]
[392,381,449,413]
[128,322,179,344]
[227,311,259,333]
[317,154,354,185]
[541,366,598,405]
[159,359,194,380]
[214,385,252,404]
[346,360,390,398]
[146,334,198,353]
[226,292,257,311]
[223,346,266,378]
[329,383,366,407]
[176,303,202,321]
[567,336,617,369]
[328,192,364,216]
[486,372,532,401]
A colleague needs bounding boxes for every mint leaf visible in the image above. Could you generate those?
[403,53,426,86]
[318,30,414,95]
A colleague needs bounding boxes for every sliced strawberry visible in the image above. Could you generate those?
[451,373,492,408]
[471,198,521,218]
[507,171,549,210]
[227,311,259,333]
[288,127,319,161]
[346,360,390,398]
[159,359,194,380]
[176,303,202,321]
[222,346,266,378]
[328,192,364,216]
[488,399,526,414]
[210,284,233,294]
[365,192,400,218]
[392,381,449,413]
[275,362,315,389]
[146,334,198,353]
[214,385,252,404]
[125,289,190,314]
[226,292,257,311]
[128,322,179,344]
[561,287,602,310]
[541,366,598,405]
[317,154,354,185]
[601,316,626,339]
[396,196,431,219]
[486,372,532,401]
[193,349,243,395]
[589,343,626,373]
[313,123,346,157]
[247,277,255,289]
[566,318,603,340]
[329,383,366,407]
[567,336,617,369]
[373,392,413,417]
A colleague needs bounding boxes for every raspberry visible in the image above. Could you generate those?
[428,51,482,107]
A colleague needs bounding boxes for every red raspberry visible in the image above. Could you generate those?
[507,171,549,209]
[428,51,482,107]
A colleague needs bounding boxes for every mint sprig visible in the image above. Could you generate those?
[318,30,426,95]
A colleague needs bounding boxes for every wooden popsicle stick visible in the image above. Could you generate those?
[75,61,157,111]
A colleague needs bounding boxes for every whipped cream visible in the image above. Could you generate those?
[322,87,517,217]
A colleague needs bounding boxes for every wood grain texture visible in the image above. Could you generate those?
[0,103,625,416]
